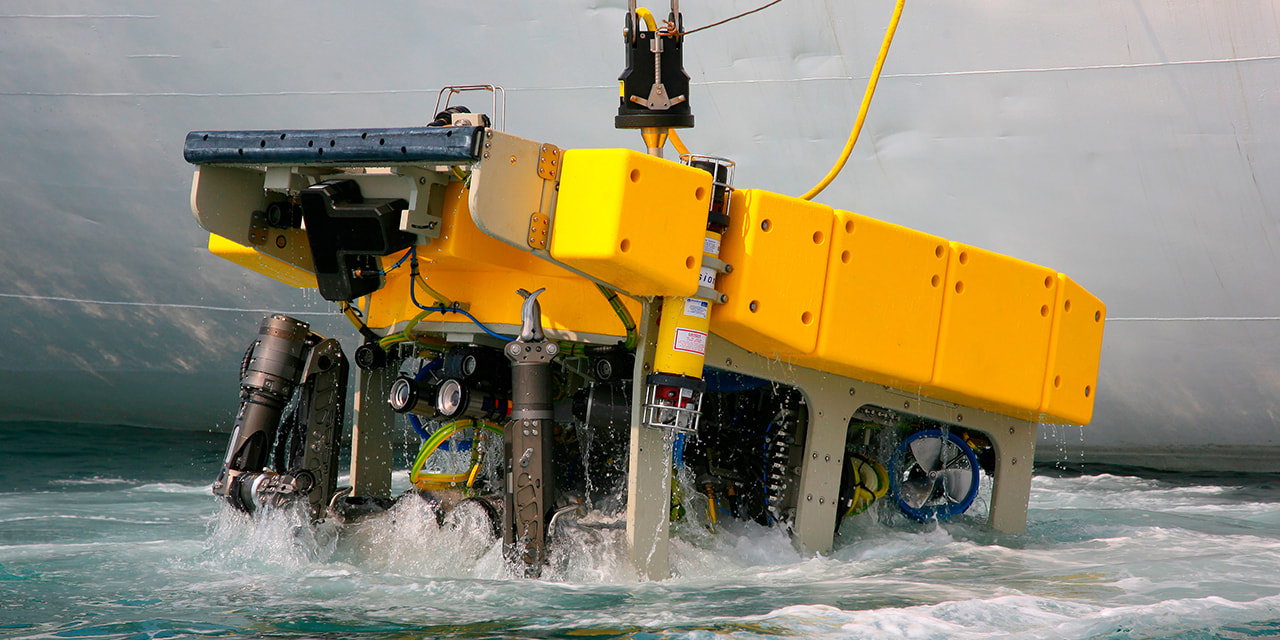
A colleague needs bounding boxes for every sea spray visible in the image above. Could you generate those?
[6,423,1280,639]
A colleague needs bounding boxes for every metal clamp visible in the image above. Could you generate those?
[697,286,728,305]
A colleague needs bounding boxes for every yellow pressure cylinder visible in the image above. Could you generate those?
[654,229,721,378]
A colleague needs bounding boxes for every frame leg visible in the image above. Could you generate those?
[986,421,1037,534]
[625,300,673,580]
[351,365,394,499]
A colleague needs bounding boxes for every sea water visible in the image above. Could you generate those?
[2,422,1279,639]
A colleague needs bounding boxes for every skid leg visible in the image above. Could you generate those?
[626,300,673,580]
[790,391,846,554]
[986,420,1037,534]
[351,365,394,499]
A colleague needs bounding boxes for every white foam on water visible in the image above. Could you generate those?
[6,453,1280,640]
[132,482,212,494]
[49,477,135,486]
[756,592,1280,640]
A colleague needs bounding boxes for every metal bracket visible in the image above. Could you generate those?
[696,285,727,304]
[527,212,550,249]
[248,209,270,246]
[537,143,562,180]
[396,170,449,241]
[702,255,732,275]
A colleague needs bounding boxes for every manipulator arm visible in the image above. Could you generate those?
[213,314,348,519]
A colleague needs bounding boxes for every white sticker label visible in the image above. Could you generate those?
[703,236,721,255]
[673,328,707,355]
[683,298,709,319]
[699,267,717,288]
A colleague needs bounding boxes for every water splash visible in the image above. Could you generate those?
[7,423,1280,640]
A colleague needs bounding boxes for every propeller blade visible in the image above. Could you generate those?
[939,468,974,504]
[899,477,936,509]
[909,436,943,472]
[855,460,881,494]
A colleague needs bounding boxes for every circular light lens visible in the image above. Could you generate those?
[437,379,464,417]
[389,378,413,412]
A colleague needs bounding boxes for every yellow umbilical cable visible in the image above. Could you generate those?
[799,0,906,201]
[704,484,718,530]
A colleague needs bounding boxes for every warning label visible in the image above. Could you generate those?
[673,328,707,355]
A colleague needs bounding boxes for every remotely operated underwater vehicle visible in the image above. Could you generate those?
[194,2,1104,578]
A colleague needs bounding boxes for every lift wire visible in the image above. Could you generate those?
[799,0,906,201]
[677,0,785,37]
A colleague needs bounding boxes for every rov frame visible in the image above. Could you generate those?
[187,0,1102,581]
[187,124,1103,579]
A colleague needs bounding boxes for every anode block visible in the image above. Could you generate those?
[1040,275,1106,425]
[804,210,949,386]
[931,242,1057,416]
[550,149,711,297]
[711,189,834,356]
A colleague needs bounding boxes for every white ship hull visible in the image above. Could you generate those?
[3,1,1278,470]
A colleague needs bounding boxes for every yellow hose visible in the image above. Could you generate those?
[596,283,638,350]
[338,301,364,331]
[799,0,906,201]
[636,7,658,30]
[378,307,440,349]
[670,130,691,157]
[415,273,452,307]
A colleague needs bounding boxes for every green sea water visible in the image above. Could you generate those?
[2,422,1279,639]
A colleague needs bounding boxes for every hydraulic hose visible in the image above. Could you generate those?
[410,418,503,487]
[596,283,638,349]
